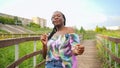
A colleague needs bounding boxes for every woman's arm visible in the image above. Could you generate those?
[67,27,84,55]
[40,34,48,59]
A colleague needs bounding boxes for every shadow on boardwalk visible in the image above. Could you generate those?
[77,40,102,68]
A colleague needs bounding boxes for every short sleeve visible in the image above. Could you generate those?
[70,33,80,47]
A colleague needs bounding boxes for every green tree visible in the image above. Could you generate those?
[95,26,100,32]
[28,22,40,28]
[102,26,107,31]
[95,26,107,32]
[14,16,22,25]
[0,16,15,24]
[80,26,86,34]
[79,26,86,39]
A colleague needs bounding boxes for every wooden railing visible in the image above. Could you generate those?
[0,34,41,40]
[96,34,120,68]
[0,36,45,68]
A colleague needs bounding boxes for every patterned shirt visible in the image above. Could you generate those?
[46,33,80,68]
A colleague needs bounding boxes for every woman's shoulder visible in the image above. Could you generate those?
[65,27,75,33]
[53,27,76,37]
[64,27,80,38]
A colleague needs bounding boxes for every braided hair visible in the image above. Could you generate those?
[48,11,66,40]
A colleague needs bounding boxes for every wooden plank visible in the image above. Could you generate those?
[7,50,43,68]
[0,36,40,48]
[77,40,102,68]
[35,60,45,68]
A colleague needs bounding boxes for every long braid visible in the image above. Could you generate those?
[62,14,66,25]
[48,26,57,40]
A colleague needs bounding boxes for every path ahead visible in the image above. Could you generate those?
[77,40,102,68]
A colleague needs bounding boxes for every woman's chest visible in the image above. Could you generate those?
[47,35,70,50]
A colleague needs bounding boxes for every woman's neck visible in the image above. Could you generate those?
[56,25,65,31]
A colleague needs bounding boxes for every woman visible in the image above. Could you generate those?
[41,11,84,68]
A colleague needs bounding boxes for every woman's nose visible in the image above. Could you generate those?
[54,16,59,19]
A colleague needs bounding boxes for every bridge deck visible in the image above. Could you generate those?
[77,40,102,68]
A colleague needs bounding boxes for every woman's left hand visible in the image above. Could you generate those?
[74,44,84,55]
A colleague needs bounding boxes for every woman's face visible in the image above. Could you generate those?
[51,11,64,27]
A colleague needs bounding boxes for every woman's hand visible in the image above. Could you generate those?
[73,44,84,55]
[40,34,48,59]
[40,34,48,46]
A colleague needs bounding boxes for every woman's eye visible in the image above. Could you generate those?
[57,15,61,17]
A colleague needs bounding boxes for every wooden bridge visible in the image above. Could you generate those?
[0,34,120,68]
[77,40,102,68]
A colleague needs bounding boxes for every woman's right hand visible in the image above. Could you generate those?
[40,34,48,46]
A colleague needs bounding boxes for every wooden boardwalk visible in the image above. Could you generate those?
[77,40,102,68]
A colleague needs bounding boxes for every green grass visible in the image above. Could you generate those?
[24,25,51,34]
[0,24,52,34]
[83,30,96,40]
[99,30,120,38]
[0,41,44,68]
[0,29,10,34]
[76,30,96,40]
[0,46,14,68]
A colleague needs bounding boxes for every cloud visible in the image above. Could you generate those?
[96,15,120,27]
[109,16,120,21]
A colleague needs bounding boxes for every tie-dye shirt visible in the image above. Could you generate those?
[46,33,80,68]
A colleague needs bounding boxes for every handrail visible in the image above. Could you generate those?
[0,36,40,48]
[0,36,45,68]
[7,50,44,68]
[96,34,120,68]
[0,33,41,35]
[97,34,120,43]
[0,34,41,40]
[35,60,46,68]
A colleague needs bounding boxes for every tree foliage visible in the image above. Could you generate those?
[0,16,22,25]
[95,26,107,32]
[79,26,86,34]
[27,22,40,28]
[14,16,22,25]
[0,16,15,24]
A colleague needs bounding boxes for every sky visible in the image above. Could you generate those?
[0,0,120,30]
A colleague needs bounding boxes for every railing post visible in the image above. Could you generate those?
[2,34,4,39]
[115,43,118,68]
[12,34,14,38]
[108,41,111,67]
[29,34,31,37]
[101,38,105,54]
[33,41,36,67]
[15,44,19,68]
[103,39,108,58]
[102,38,109,68]
[105,40,108,58]
[21,34,22,38]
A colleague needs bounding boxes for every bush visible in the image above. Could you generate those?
[0,16,15,25]
[28,22,40,28]
[95,26,107,32]
[14,16,22,25]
